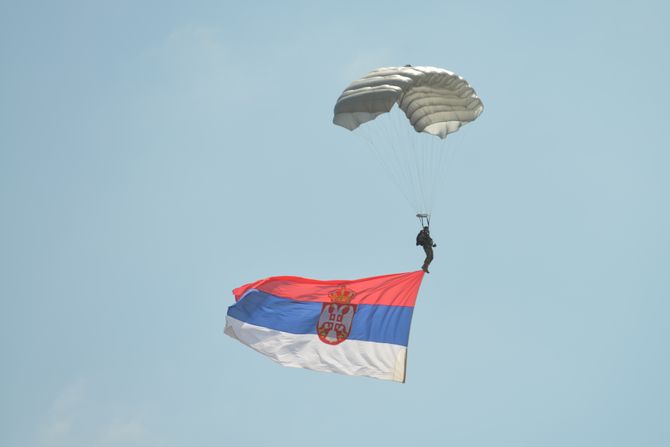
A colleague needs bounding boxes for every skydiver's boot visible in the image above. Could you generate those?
[422,261,430,274]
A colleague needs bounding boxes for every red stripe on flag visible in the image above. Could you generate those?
[233,270,424,307]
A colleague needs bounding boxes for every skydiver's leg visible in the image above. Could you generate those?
[422,245,433,273]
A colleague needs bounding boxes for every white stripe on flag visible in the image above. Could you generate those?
[225,315,407,382]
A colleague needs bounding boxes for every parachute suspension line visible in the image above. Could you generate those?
[354,107,449,216]
[394,109,424,212]
[424,128,440,213]
[394,108,429,214]
[425,135,436,212]
[427,134,450,214]
[379,110,417,211]
[404,110,430,213]
[354,117,416,212]
[361,108,422,213]
[434,130,467,213]
[391,109,415,209]
[350,107,467,219]
[414,122,445,215]
[408,111,425,213]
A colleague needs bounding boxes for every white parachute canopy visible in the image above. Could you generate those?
[333,66,483,215]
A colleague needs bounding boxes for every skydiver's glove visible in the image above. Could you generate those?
[433,244,437,247]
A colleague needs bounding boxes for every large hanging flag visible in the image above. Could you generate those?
[224,270,424,383]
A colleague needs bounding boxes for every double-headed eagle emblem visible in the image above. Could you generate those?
[316,285,357,345]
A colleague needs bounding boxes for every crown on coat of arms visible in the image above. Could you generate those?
[328,285,356,304]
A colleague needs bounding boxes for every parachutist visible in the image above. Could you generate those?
[416,226,436,273]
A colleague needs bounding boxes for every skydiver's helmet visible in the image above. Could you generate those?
[423,226,429,232]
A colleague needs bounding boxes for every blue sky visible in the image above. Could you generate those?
[1,1,669,446]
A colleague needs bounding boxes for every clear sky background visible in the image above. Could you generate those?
[2,1,669,446]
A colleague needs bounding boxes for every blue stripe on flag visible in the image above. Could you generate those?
[227,290,413,346]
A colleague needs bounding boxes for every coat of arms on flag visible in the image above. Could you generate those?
[316,286,357,345]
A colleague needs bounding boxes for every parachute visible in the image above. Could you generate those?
[333,66,484,222]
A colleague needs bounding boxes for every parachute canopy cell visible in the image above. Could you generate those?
[333,66,484,139]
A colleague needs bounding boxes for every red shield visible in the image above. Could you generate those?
[316,302,357,345]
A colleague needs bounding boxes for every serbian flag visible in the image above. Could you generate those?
[224,270,424,383]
